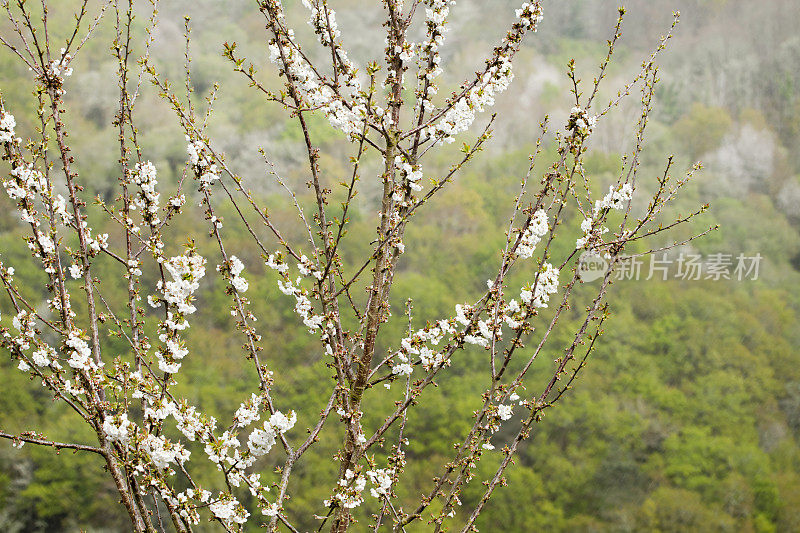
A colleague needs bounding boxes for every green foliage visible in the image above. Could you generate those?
[672,103,733,159]
[1,1,800,531]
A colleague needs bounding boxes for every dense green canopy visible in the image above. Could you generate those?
[1,1,799,531]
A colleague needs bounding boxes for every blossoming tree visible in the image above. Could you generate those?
[0,0,709,531]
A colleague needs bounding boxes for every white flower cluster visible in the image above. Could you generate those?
[458,302,520,348]
[103,413,134,446]
[10,309,35,353]
[416,0,451,111]
[66,329,100,372]
[234,393,263,428]
[260,501,281,518]
[187,139,219,188]
[516,209,548,259]
[269,410,296,433]
[82,226,109,257]
[321,320,340,363]
[63,378,86,397]
[169,194,185,208]
[393,263,559,366]
[393,318,457,375]
[0,108,16,143]
[480,400,517,450]
[515,2,544,26]
[222,255,249,293]
[8,309,62,373]
[247,411,296,458]
[126,259,142,278]
[398,44,415,63]
[378,207,406,254]
[172,401,214,442]
[264,252,290,275]
[284,280,324,331]
[481,393,524,448]
[425,0,451,27]
[141,433,191,470]
[267,7,368,138]
[520,262,560,309]
[267,253,325,332]
[202,409,294,482]
[424,56,513,145]
[300,0,371,100]
[597,182,633,211]
[46,48,73,79]
[463,315,496,348]
[326,468,367,510]
[194,408,293,513]
[501,298,523,329]
[5,163,46,204]
[167,488,211,525]
[209,495,249,526]
[393,156,423,200]
[132,161,161,227]
[302,0,340,40]
[296,254,323,280]
[144,396,179,423]
[9,309,76,386]
[29,230,55,258]
[99,388,245,523]
[422,1,543,145]
[155,251,206,373]
[154,333,187,374]
[568,105,598,139]
[160,252,206,316]
[246,425,274,458]
[68,263,82,279]
[31,345,55,367]
[46,288,76,324]
[366,468,394,499]
[576,183,633,249]
[136,394,216,444]
[52,194,73,226]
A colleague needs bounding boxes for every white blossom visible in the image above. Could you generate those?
[268,410,296,433]
[227,255,249,293]
[234,393,263,427]
[187,139,219,188]
[132,161,161,227]
[517,209,548,258]
[248,425,277,457]
[326,469,367,509]
[46,48,73,79]
[520,262,559,309]
[103,413,133,446]
[366,468,394,498]
[141,433,190,469]
[266,11,367,139]
[66,330,96,371]
[497,404,513,421]
[161,252,206,316]
[576,183,633,249]
[31,346,54,367]
[209,495,249,525]
[0,108,16,143]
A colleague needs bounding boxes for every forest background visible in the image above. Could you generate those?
[1,0,799,531]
